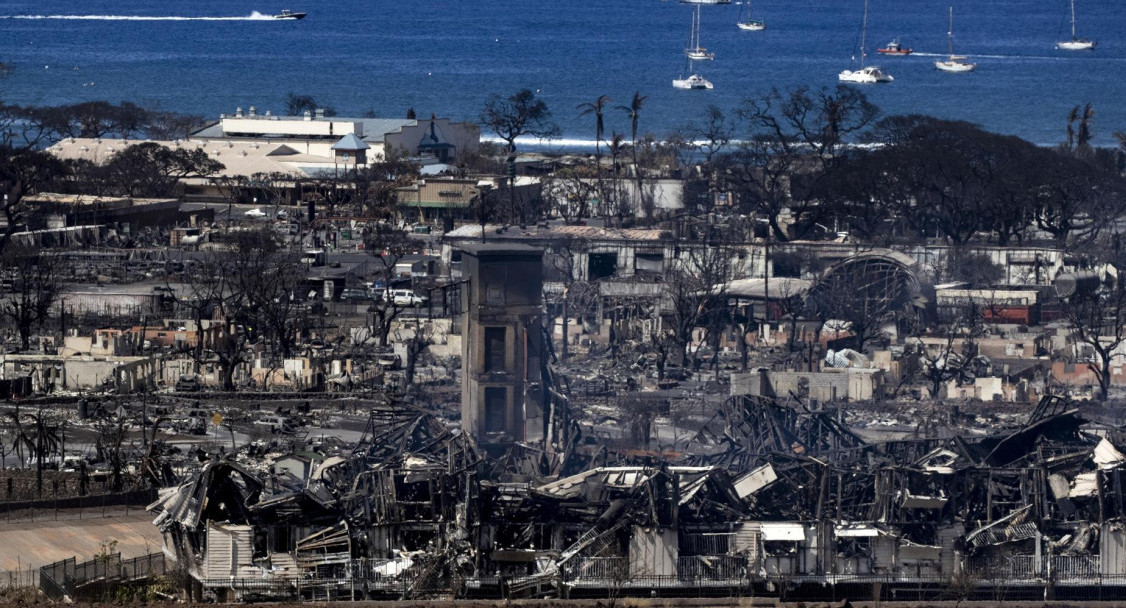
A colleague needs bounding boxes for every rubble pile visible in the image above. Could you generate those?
[147,393,1126,602]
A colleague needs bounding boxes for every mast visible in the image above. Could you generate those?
[1070,0,1078,39]
[860,0,868,67]
[947,6,954,57]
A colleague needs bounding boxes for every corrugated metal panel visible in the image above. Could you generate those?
[206,524,233,579]
[733,523,761,567]
[1101,524,1126,575]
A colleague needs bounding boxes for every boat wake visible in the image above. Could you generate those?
[1,11,275,21]
[912,51,1115,61]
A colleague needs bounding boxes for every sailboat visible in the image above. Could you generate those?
[685,5,715,60]
[673,58,714,89]
[839,0,892,83]
[935,7,976,72]
[737,0,765,31]
[1056,0,1095,50]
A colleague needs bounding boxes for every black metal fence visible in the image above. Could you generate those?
[39,552,166,601]
[0,487,157,524]
[178,571,1126,603]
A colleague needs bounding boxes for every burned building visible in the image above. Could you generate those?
[459,244,547,450]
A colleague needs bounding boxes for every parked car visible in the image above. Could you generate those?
[254,415,295,435]
[340,288,370,302]
[175,373,201,392]
[388,289,427,307]
[377,353,402,371]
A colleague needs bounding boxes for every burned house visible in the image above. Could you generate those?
[147,387,1126,602]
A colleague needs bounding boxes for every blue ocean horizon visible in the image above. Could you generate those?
[1,0,1123,148]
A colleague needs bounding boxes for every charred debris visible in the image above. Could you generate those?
[142,245,1126,602]
[148,393,1126,602]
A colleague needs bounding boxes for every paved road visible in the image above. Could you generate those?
[0,512,163,573]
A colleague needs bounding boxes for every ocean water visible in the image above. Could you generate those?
[0,0,1123,147]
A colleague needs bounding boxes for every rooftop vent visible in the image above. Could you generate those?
[236,106,243,117]
[249,106,257,117]
[315,108,325,118]
[264,110,271,117]
[303,110,312,121]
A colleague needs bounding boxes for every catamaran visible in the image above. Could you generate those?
[673,58,714,89]
[935,7,976,72]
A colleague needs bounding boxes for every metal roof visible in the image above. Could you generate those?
[331,133,370,151]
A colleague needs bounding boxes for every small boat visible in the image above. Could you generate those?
[839,0,892,84]
[839,65,893,83]
[672,73,714,90]
[737,0,765,31]
[877,39,912,55]
[680,0,731,4]
[1056,0,1095,50]
[274,9,306,19]
[935,7,975,72]
[684,6,715,60]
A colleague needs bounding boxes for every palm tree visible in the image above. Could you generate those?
[9,410,60,497]
[1067,103,1096,152]
[578,96,612,220]
[1066,105,1078,150]
[617,92,649,218]
[577,95,612,158]
[1077,102,1095,150]
[608,132,626,218]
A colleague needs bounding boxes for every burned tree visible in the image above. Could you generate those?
[365,224,415,347]
[662,241,734,369]
[0,244,61,351]
[731,86,879,241]
[806,251,921,352]
[238,229,305,358]
[1061,271,1126,402]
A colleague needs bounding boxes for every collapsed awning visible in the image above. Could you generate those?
[761,522,805,541]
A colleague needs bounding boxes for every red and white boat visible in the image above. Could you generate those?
[877,39,913,55]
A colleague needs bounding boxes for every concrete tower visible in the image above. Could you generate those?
[459,244,545,449]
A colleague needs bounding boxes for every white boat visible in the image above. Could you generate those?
[1056,0,1095,50]
[274,9,306,19]
[935,7,976,72]
[684,6,715,60]
[838,0,892,83]
[680,0,731,4]
[672,73,714,89]
[737,0,765,31]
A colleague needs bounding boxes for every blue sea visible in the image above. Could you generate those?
[0,0,1124,147]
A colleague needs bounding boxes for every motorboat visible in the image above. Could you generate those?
[680,0,731,4]
[275,10,306,19]
[672,74,714,90]
[1056,0,1094,49]
[838,0,892,84]
[877,39,912,55]
[935,7,976,72]
[838,65,893,83]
